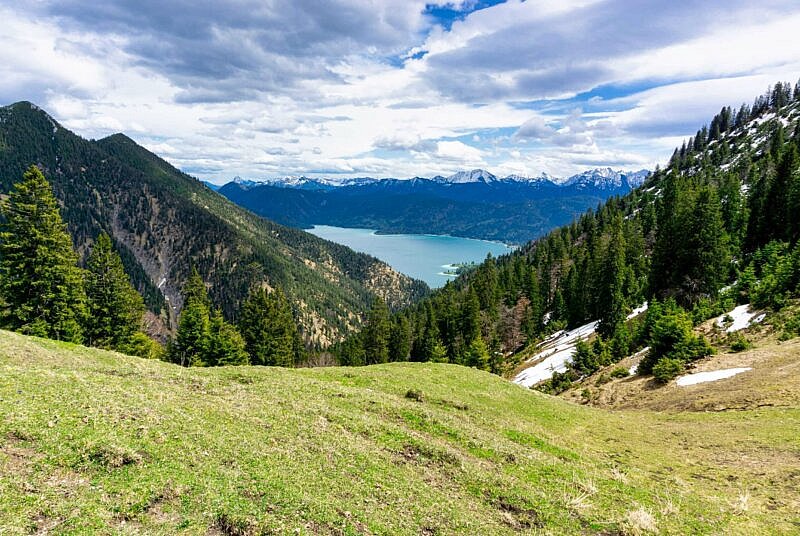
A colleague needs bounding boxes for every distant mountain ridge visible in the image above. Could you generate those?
[219,168,650,244]
[229,167,649,190]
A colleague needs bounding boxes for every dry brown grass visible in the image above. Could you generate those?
[564,336,800,412]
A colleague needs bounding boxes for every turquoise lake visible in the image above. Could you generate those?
[307,225,513,288]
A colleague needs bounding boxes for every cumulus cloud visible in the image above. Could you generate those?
[1,0,799,181]
[415,0,799,102]
[514,111,593,147]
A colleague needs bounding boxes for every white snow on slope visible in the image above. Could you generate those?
[676,367,752,386]
[627,346,651,375]
[627,302,648,320]
[513,320,598,388]
[716,304,765,333]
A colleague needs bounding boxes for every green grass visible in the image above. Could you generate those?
[1,330,798,534]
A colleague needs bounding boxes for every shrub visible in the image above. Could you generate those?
[536,370,576,394]
[728,333,751,352]
[609,366,630,379]
[782,311,800,339]
[639,300,714,374]
[119,332,165,360]
[652,358,684,383]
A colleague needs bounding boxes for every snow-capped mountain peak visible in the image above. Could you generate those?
[227,167,648,190]
[441,169,498,184]
[561,168,649,189]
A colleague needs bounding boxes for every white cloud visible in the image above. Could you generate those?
[1,1,799,182]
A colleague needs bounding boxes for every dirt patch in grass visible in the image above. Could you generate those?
[395,442,460,467]
[209,512,260,536]
[80,442,146,469]
[493,495,543,530]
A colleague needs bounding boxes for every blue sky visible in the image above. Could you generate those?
[1,0,799,182]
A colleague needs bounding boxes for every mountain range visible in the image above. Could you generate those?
[228,167,648,189]
[219,168,649,244]
[0,102,428,345]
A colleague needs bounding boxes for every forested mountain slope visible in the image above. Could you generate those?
[336,81,800,380]
[219,169,647,244]
[0,102,427,345]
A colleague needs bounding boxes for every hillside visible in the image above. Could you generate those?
[333,81,800,382]
[1,329,798,534]
[557,304,800,411]
[0,102,428,345]
[219,169,647,244]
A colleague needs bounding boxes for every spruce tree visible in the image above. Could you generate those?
[85,233,145,349]
[523,269,542,337]
[598,217,627,338]
[465,336,490,371]
[169,271,251,367]
[686,186,729,301]
[238,287,297,367]
[461,287,481,345]
[363,297,390,364]
[0,166,86,342]
[170,285,211,366]
[206,309,249,366]
[389,314,411,361]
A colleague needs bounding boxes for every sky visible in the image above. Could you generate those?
[2,0,800,183]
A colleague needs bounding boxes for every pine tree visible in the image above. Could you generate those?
[206,309,249,366]
[363,297,390,364]
[170,293,210,366]
[389,314,411,361]
[238,287,297,367]
[85,233,145,349]
[461,287,481,344]
[598,216,627,338]
[465,336,490,371]
[0,166,86,342]
[686,186,730,300]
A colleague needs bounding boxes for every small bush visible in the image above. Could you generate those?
[119,332,165,360]
[728,333,751,352]
[609,366,630,379]
[640,300,714,375]
[782,311,800,339]
[535,370,575,394]
[652,358,684,383]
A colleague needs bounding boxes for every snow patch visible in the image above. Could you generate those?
[676,367,752,386]
[626,347,650,375]
[716,304,764,333]
[513,320,598,388]
[627,302,648,320]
